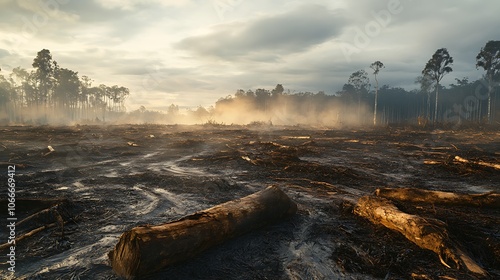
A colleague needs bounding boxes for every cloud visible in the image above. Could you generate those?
[176,4,347,60]
[0,48,10,59]
[2,0,500,111]
[95,0,192,10]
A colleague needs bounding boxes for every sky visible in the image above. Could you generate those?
[0,0,499,111]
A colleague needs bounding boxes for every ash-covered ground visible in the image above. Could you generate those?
[0,124,499,280]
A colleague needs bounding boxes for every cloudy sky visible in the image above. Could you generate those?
[0,0,498,111]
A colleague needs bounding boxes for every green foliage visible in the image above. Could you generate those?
[476,40,500,78]
[476,40,500,123]
[348,70,370,94]
[370,61,384,76]
[422,48,454,123]
[32,49,55,105]
[422,48,453,83]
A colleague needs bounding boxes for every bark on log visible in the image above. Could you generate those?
[108,185,297,279]
[354,196,487,276]
[375,188,500,208]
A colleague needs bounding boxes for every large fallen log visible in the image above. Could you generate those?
[109,185,297,279]
[375,188,500,208]
[354,196,487,276]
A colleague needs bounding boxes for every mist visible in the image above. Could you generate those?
[210,92,372,127]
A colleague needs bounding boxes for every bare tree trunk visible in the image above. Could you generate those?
[373,76,378,126]
[488,78,492,124]
[109,186,297,279]
[434,83,439,124]
[427,91,431,121]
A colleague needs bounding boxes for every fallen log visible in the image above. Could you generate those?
[108,185,297,279]
[354,196,487,276]
[375,188,500,208]
[454,155,500,170]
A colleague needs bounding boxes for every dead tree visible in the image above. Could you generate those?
[109,186,297,279]
[354,196,487,276]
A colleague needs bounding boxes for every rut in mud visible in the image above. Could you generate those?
[0,125,498,279]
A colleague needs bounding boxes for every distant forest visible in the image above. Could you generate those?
[1,41,499,127]
[0,49,130,124]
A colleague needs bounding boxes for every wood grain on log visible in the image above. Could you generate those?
[109,185,297,279]
[375,188,500,208]
[354,196,487,276]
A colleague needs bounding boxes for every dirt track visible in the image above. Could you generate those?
[0,124,499,279]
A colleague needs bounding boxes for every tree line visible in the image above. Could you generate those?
[0,49,130,124]
[1,41,499,126]
[214,40,500,126]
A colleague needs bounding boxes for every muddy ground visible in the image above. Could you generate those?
[0,124,499,280]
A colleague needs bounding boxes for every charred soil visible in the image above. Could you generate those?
[0,124,498,279]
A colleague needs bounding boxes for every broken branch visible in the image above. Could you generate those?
[0,222,60,251]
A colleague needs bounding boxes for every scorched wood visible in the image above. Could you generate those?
[375,188,500,208]
[354,195,487,276]
[108,185,297,279]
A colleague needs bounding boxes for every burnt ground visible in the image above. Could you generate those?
[0,124,499,280]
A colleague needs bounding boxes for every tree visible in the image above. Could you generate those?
[370,61,384,126]
[415,75,434,120]
[271,84,284,96]
[167,104,179,115]
[53,67,80,113]
[255,88,270,111]
[97,84,109,121]
[0,69,12,114]
[348,70,370,95]
[108,85,128,112]
[234,89,245,98]
[80,75,93,119]
[347,70,370,121]
[10,67,32,107]
[422,48,453,124]
[32,49,55,108]
[245,89,255,98]
[450,77,470,88]
[193,106,210,122]
[476,40,500,123]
